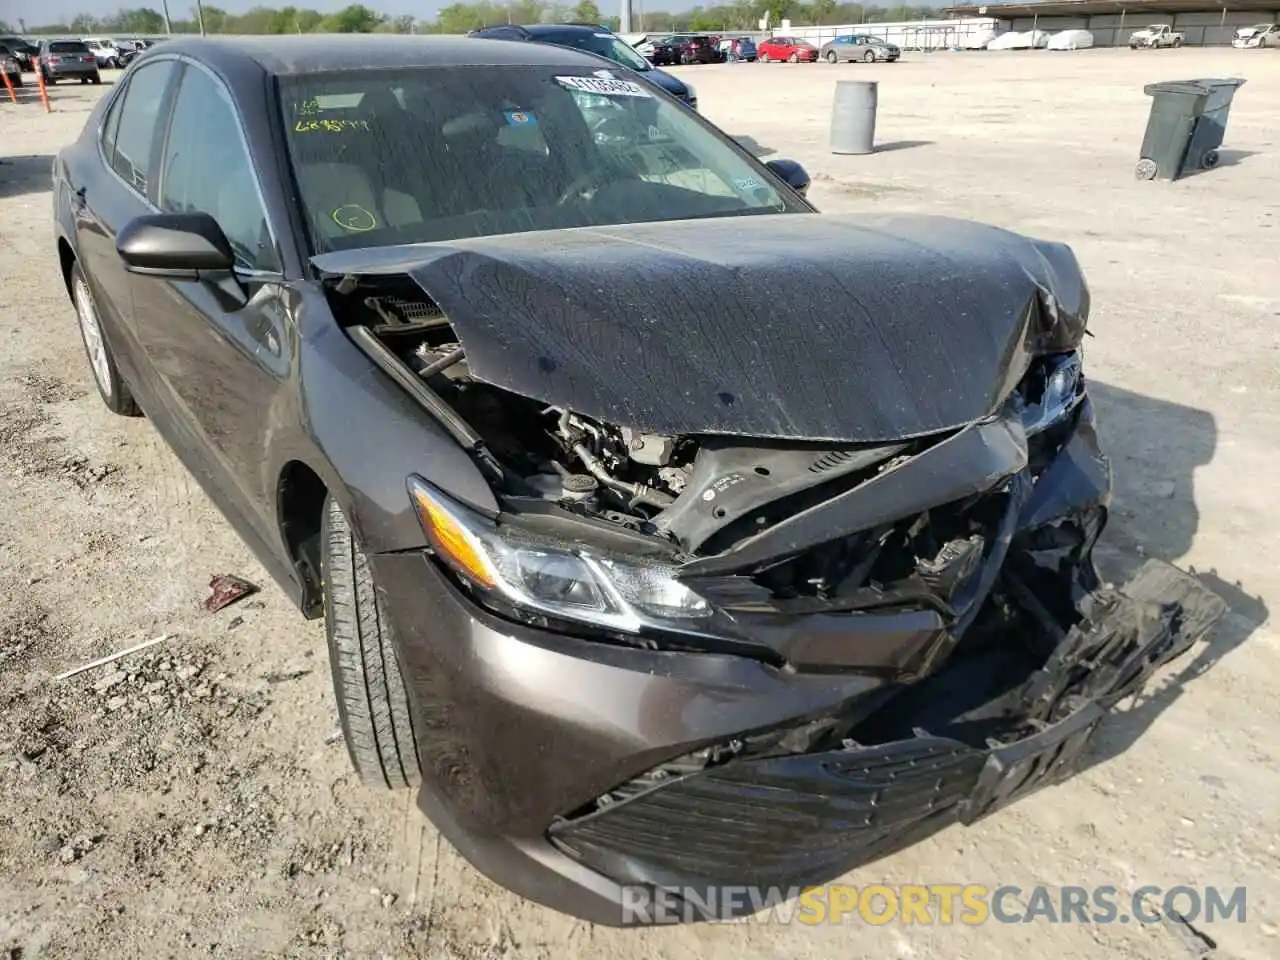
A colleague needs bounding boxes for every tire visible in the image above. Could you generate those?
[788,52,799,63]
[90,72,101,84]
[863,50,876,62]
[1173,37,1182,47]
[45,74,56,85]
[322,497,421,791]
[69,260,141,416]
[760,52,770,62]
[1134,158,1158,180]
[1202,149,1220,169]
[826,51,838,63]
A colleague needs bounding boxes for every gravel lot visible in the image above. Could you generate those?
[1,47,1278,959]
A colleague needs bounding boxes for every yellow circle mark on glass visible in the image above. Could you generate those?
[331,204,377,233]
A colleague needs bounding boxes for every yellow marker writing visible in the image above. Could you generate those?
[331,204,377,233]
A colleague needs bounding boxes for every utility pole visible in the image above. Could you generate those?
[160,0,173,34]
[196,0,207,35]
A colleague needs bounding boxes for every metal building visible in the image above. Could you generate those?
[944,0,1280,46]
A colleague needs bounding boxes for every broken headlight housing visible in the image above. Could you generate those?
[408,476,714,639]
[1021,351,1084,436]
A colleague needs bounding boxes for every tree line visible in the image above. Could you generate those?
[3,2,947,38]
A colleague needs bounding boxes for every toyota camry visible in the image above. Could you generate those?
[51,34,1225,926]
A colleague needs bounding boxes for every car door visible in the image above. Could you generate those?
[127,58,291,537]
[71,58,181,395]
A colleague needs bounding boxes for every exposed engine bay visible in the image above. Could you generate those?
[329,274,1091,609]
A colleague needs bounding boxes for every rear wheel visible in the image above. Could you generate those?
[1202,149,1220,169]
[322,497,421,791]
[90,72,101,84]
[70,261,141,416]
[1173,37,1183,47]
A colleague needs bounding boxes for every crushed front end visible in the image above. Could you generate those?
[314,215,1229,925]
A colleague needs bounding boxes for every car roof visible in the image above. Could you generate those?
[141,34,611,77]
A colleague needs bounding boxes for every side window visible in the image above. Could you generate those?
[110,60,176,194]
[158,65,279,272]
[100,81,128,163]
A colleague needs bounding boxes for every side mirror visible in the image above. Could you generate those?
[765,158,811,197]
[116,212,235,280]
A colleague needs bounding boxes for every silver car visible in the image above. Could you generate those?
[819,34,901,63]
[37,39,102,85]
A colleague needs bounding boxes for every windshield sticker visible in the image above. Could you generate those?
[295,118,371,134]
[555,75,652,98]
[504,110,537,126]
[331,204,378,233]
[734,176,765,191]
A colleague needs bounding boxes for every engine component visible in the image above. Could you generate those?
[620,427,676,466]
[562,474,599,501]
[655,439,909,553]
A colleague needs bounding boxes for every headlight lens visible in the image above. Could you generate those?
[1021,351,1084,436]
[408,477,711,636]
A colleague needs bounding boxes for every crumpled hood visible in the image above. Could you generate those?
[316,212,1089,443]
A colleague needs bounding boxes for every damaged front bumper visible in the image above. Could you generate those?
[371,388,1226,926]
[548,560,1226,914]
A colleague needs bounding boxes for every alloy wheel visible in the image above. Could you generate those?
[73,274,113,399]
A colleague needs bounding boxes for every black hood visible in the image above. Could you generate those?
[315,212,1089,443]
[644,66,688,98]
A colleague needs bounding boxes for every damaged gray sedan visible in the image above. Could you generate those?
[52,34,1225,926]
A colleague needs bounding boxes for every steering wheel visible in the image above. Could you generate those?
[556,166,613,206]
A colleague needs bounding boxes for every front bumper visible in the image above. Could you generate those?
[1231,38,1262,47]
[373,396,1227,926]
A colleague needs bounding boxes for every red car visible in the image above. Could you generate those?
[757,36,819,62]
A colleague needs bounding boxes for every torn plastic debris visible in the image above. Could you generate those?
[204,574,259,613]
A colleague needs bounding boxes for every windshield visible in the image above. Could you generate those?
[540,31,651,71]
[278,66,802,255]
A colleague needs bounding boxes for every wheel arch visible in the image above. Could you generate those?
[277,458,332,619]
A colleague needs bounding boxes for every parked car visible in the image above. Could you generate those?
[670,33,725,64]
[0,35,37,70]
[1128,24,1184,48]
[468,23,697,109]
[1231,23,1278,47]
[0,44,22,87]
[757,36,820,62]
[819,34,901,63]
[84,37,124,68]
[987,30,1051,50]
[38,39,102,84]
[730,36,758,61]
[52,32,1222,929]
[641,34,682,65]
[1046,28,1095,50]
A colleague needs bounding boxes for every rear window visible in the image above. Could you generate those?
[50,41,91,53]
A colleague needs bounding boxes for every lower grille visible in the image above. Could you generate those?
[549,736,984,888]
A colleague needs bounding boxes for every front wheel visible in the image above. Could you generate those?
[826,50,838,63]
[760,52,770,62]
[863,50,876,62]
[322,498,421,791]
[788,52,799,63]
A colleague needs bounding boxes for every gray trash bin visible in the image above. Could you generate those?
[1136,77,1245,181]
[830,80,878,155]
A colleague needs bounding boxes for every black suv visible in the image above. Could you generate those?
[468,23,697,110]
[0,35,37,70]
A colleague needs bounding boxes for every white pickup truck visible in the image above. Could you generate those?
[1129,24,1185,48]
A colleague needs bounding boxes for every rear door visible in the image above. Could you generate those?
[128,59,291,537]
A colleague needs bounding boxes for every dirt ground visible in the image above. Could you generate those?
[1,46,1278,960]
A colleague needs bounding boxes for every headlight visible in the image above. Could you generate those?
[1021,351,1084,436]
[408,476,712,637]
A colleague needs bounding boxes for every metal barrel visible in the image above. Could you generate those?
[830,80,878,155]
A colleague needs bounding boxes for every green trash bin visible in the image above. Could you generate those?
[1136,78,1246,181]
